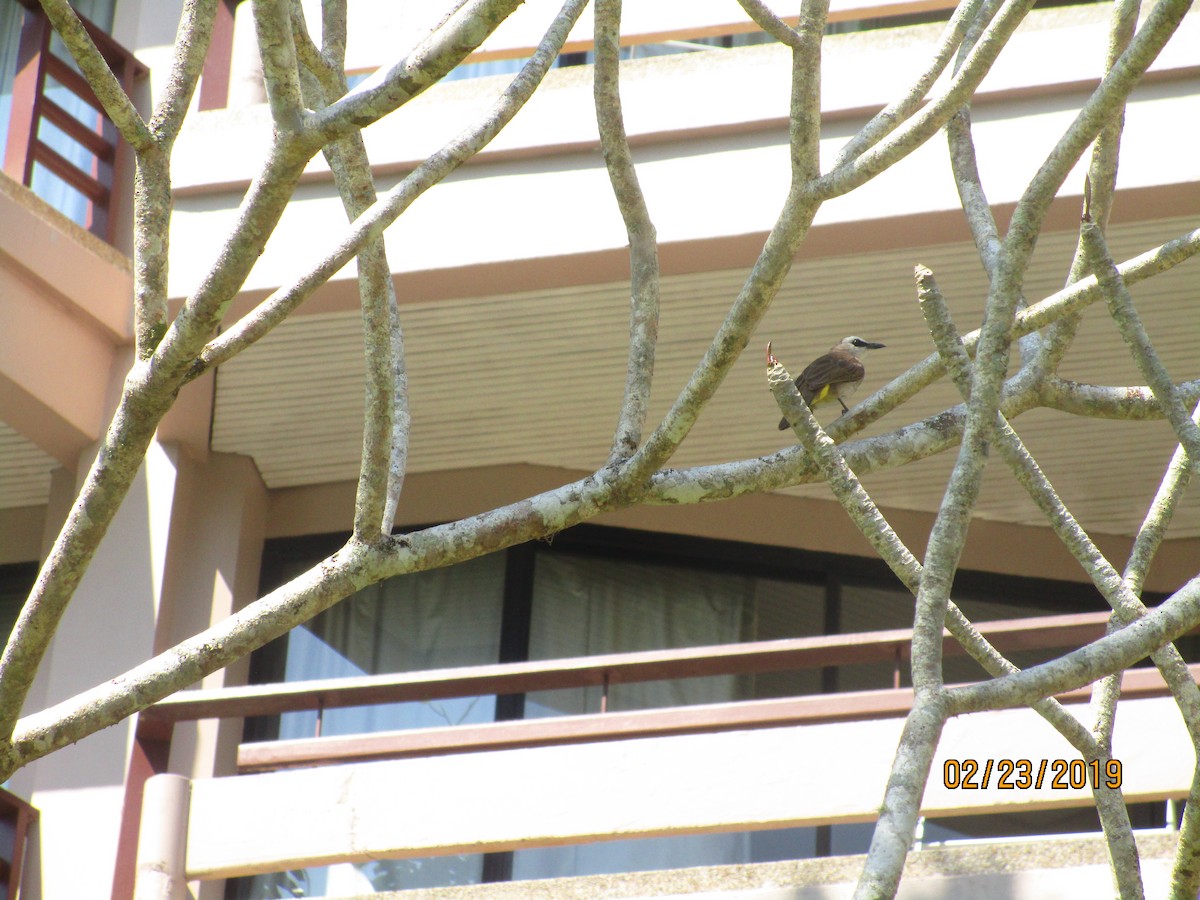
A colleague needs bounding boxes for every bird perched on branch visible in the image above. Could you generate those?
[776,336,886,430]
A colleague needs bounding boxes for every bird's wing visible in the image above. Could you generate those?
[796,354,865,396]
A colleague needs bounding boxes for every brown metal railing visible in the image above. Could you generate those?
[2,1,145,243]
[113,609,1193,896]
[141,609,1184,771]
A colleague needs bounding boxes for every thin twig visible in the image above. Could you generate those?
[1081,218,1200,460]
[35,0,151,150]
[734,0,803,49]
[834,0,997,169]
[199,0,588,371]
[595,0,661,465]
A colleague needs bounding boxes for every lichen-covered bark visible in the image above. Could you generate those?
[5,3,1200,895]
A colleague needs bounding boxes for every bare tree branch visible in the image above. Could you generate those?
[819,0,1036,198]
[855,695,949,898]
[199,2,586,371]
[950,576,1200,715]
[304,0,527,144]
[1030,0,1141,381]
[769,343,1102,773]
[620,0,831,487]
[1042,378,1200,419]
[594,0,661,465]
[734,0,803,49]
[290,4,403,541]
[252,0,308,130]
[134,0,221,359]
[919,265,1149,892]
[35,0,151,150]
[150,0,221,141]
[835,0,998,169]
[1082,217,1200,460]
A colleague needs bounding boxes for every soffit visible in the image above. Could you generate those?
[210,214,1200,537]
[0,422,56,510]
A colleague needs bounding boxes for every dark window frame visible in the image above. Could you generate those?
[249,523,1129,698]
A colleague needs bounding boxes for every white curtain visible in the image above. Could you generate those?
[526,552,753,716]
[277,552,506,739]
[240,554,505,898]
[517,552,755,878]
[243,547,759,895]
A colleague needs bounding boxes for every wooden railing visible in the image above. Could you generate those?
[2,1,145,243]
[141,609,1184,771]
[114,609,1195,897]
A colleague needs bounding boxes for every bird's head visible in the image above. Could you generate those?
[837,336,886,358]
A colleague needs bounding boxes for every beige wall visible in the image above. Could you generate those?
[159,695,1189,881]
[165,6,1200,305]
[9,445,267,898]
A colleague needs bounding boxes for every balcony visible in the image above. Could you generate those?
[0,3,140,505]
[125,612,1194,897]
[1,0,145,245]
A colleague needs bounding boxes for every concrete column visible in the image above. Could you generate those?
[227,1,266,107]
[18,445,173,898]
[157,451,268,781]
[14,444,267,899]
[133,774,191,900]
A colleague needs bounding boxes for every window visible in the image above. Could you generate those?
[231,526,1121,897]
[0,562,36,644]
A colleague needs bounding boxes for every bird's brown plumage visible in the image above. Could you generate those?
[777,336,885,430]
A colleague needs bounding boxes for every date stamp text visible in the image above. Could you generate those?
[942,758,1123,790]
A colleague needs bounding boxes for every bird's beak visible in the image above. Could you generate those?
[866,341,886,349]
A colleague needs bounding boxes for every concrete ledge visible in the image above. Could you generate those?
[330,832,1179,899]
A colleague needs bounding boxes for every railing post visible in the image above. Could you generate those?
[3,6,49,185]
[133,774,191,900]
[113,715,175,900]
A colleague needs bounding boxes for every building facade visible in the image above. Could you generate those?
[0,0,1198,897]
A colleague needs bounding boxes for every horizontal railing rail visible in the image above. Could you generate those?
[118,609,1191,891]
[467,0,959,62]
[237,662,1200,772]
[145,609,1169,744]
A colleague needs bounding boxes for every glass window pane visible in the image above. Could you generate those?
[745,577,825,700]
[233,553,504,897]
[838,581,913,692]
[525,553,756,716]
[275,552,506,739]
